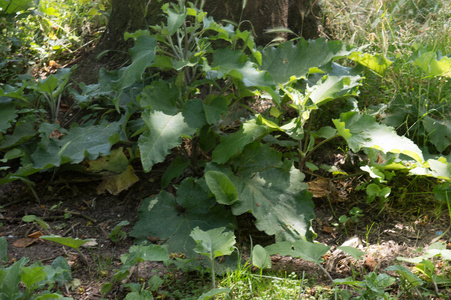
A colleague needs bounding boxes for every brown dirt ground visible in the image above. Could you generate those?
[1,168,450,299]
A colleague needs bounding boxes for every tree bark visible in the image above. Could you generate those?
[72,0,148,83]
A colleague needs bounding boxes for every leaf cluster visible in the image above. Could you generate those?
[0,0,450,279]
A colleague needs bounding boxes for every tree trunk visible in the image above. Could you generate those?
[73,0,322,83]
[72,0,148,83]
[201,0,290,45]
[96,0,148,54]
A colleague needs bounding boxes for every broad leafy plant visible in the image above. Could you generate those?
[1,0,450,272]
[0,238,72,299]
[127,0,450,263]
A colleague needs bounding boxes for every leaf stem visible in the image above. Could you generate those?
[316,262,334,283]
[300,135,340,169]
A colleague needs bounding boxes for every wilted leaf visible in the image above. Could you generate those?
[86,147,129,174]
[28,231,44,238]
[13,238,38,248]
[307,178,332,198]
[96,165,139,195]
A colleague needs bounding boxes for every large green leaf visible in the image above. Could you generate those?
[130,178,236,258]
[0,0,34,13]
[413,51,451,77]
[166,8,186,35]
[139,80,180,114]
[422,116,450,153]
[212,116,276,164]
[138,105,201,172]
[31,122,121,169]
[307,63,362,107]
[265,239,330,264]
[20,265,46,290]
[333,112,424,163]
[112,31,157,91]
[205,171,238,205]
[0,102,17,134]
[203,96,229,125]
[190,227,236,259]
[208,48,273,87]
[261,39,356,84]
[0,117,37,149]
[209,162,315,241]
[228,141,283,177]
[0,257,28,299]
[122,244,169,266]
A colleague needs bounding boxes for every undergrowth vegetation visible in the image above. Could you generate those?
[0,0,450,299]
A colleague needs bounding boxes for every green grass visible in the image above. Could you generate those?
[323,0,451,155]
[216,263,334,300]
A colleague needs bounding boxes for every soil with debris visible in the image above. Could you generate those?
[0,167,449,299]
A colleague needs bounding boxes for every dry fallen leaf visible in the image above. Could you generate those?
[28,231,44,238]
[97,165,139,195]
[364,255,377,271]
[13,238,38,248]
[307,178,333,198]
[322,225,334,234]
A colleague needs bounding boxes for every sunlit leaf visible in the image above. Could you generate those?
[40,235,90,250]
[205,171,239,205]
[307,63,362,107]
[266,239,330,264]
[333,112,424,163]
[413,51,451,77]
[261,39,358,84]
[191,226,235,259]
[139,111,193,172]
[252,245,271,269]
[349,52,393,75]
